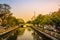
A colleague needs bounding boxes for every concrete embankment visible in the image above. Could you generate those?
[31,26,58,40]
[0,26,19,36]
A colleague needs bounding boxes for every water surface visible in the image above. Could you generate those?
[0,27,44,40]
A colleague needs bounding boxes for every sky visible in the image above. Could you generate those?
[0,0,60,21]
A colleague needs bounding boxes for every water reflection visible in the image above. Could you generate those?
[0,27,44,40]
[32,31,42,40]
[0,29,20,40]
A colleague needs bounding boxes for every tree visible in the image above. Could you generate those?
[50,10,60,31]
[31,8,60,32]
[0,4,12,26]
[32,14,43,25]
[26,20,32,24]
[16,18,25,25]
[0,4,25,28]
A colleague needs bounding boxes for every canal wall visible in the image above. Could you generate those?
[30,26,58,40]
[0,26,19,36]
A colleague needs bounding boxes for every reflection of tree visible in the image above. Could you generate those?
[32,31,42,40]
[6,29,20,40]
[32,31,53,40]
[27,28,31,32]
[18,28,25,36]
[0,29,20,40]
[7,35,17,40]
[0,28,25,40]
[6,29,23,40]
[7,31,18,40]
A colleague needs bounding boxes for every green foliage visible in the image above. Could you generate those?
[26,20,32,24]
[51,10,60,26]
[0,4,25,27]
[16,18,25,25]
[31,9,60,28]
[0,4,12,26]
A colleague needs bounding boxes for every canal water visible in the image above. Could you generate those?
[0,27,50,40]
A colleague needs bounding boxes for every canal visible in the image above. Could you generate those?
[0,27,52,40]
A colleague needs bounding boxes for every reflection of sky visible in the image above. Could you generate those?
[17,29,34,40]
[0,0,60,21]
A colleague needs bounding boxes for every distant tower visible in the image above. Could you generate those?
[34,10,35,19]
[31,10,36,20]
